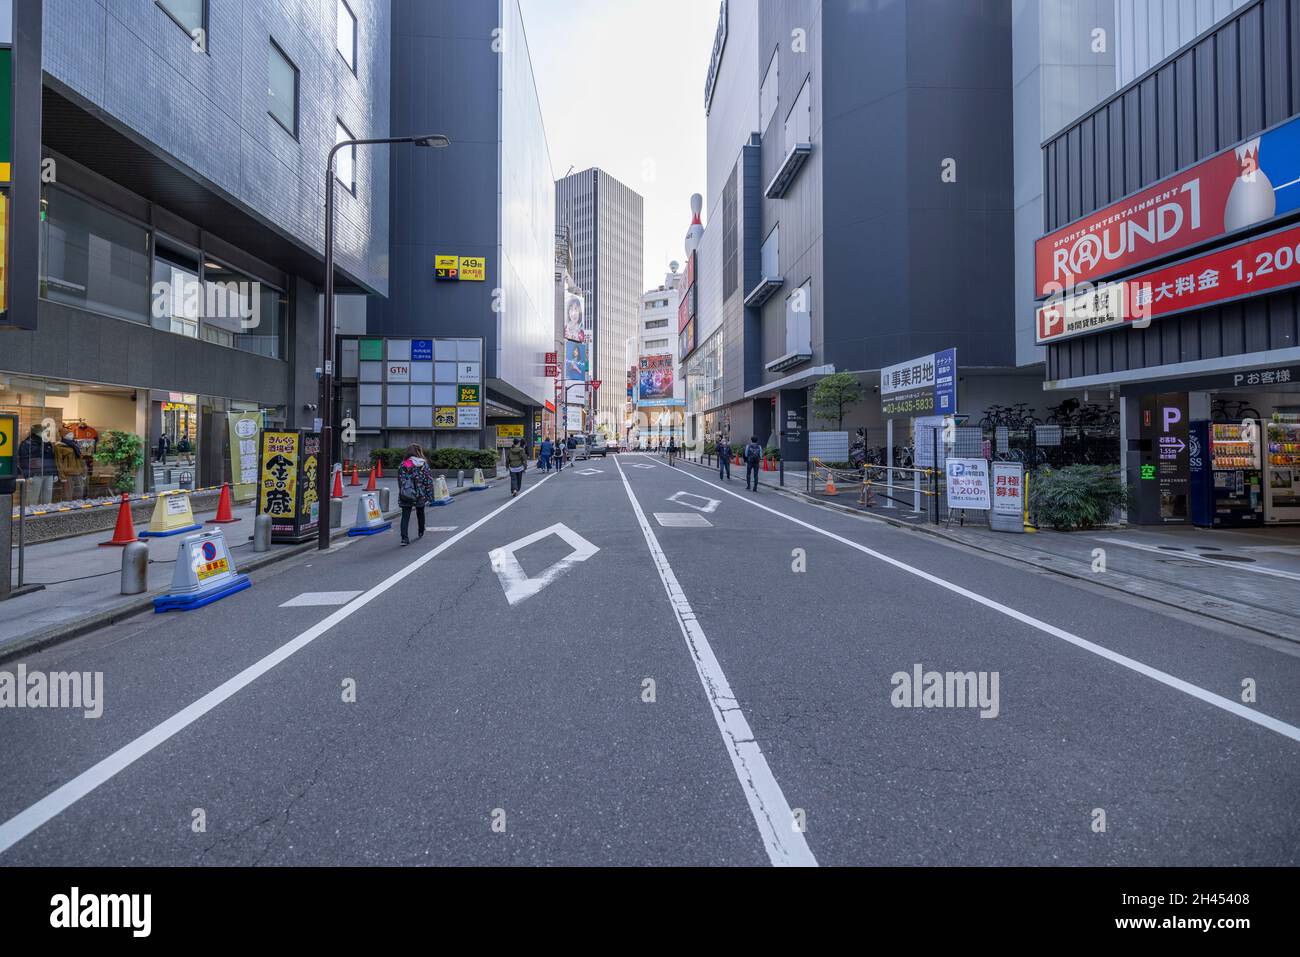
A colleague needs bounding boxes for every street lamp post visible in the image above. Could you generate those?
[319,133,449,551]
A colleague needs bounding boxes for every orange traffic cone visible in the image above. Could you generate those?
[825,473,838,496]
[331,468,345,499]
[365,467,377,492]
[206,482,240,524]
[375,460,383,479]
[99,494,139,546]
[349,465,361,487]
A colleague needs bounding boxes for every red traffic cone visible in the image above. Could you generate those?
[349,465,361,487]
[365,467,377,492]
[206,482,240,524]
[99,494,139,547]
[375,460,383,479]
[332,468,346,499]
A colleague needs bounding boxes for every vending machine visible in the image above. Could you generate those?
[1206,421,1264,526]
[1264,414,1300,523]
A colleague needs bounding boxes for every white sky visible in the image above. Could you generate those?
[518,0,720,290]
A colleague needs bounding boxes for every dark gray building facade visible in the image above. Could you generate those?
[3,0,390,494]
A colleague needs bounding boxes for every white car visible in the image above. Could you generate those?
[589,435,610,457]
[569,435,590,460]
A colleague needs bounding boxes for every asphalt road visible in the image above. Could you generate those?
[1,453,1297,866]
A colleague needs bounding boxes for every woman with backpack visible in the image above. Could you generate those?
[506,437,528,496]
[397,445,436,545]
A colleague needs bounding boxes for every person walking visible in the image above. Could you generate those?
[667,437,677,467]
[743,435,763,492]
[539,435,553,472]
[554,437,565,472]
[506,437,528,496]
[155,433,170,464]
[397,444,436,546]
[716,435,732,481]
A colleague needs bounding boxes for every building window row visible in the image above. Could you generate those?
[39,185,288,360]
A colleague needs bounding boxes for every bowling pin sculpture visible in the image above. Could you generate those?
[1223,138,1276,232]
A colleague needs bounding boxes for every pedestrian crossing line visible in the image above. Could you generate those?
[671,468,1300,747]
[614,457,817,867]
[0,471,559,858]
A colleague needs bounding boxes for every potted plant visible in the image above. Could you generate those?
[98,430,145,493]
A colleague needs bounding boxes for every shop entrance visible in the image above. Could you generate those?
[1200,381,1300,526]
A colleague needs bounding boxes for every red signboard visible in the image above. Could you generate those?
[1034,115,1300,297]
[544,352,557,364]
[1037,218,1300,344]
[544,364,557,378]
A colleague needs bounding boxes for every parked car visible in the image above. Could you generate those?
[589,434,610,457]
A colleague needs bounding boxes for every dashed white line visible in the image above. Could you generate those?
[614,457,817,867]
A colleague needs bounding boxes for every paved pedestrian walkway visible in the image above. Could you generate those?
[0,477,402,659]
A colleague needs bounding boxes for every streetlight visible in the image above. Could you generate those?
[318,133,449,551]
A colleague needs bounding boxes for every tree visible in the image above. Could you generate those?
[811,372,864,430]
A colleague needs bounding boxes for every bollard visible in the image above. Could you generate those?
[457,469,465,489]
[330,497,343,529]
[380,487,391,512]
[253,513,272,552]
[121,541,148,595]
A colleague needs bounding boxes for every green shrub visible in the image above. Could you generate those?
[1029,466,1129,531]
[371,447,497,471]
[98,430,145,492]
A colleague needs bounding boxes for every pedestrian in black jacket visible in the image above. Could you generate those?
[743,436,763,491]
[716,436,732,480]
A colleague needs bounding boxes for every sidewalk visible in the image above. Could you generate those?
[666,452,1300,642]
[0,476,416,661]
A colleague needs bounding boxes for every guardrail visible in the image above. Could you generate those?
[809,458,940,517]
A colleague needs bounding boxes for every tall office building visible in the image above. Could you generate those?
[555,169,645,436]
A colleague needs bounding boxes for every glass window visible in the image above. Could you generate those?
[644,318,669,330]
[762,224,779,277]
[268,41,298,137]
[786,78,811,154]
[759,49,778,134]
[151,238,200,338]
[335,120,355,192]
[200,260,286,359]
[39,186,150,323]
[336,0,357,71]
[785,278,812,356]
[157,0,205,37]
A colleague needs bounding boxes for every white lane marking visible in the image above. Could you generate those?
[654,512,713,528]
[629,463,656,469]
[575,468,603,476]
[488,523,600,606]
[1094,537,1300,584]
[614,457,816,867]
[671,467,1300,746]
[279,591,363,607]
[0,471,558,857]
[668,491,720,513]
[426,526,459,533]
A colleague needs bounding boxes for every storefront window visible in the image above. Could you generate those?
[39,186,150,323]
[201,261,286,358]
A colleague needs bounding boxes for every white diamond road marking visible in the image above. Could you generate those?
[667,490,720,513]
[280,591,364,608]
[576,468,603,476]
[489,523,600,606]
[654,512,713,528]
[630,463,655,469]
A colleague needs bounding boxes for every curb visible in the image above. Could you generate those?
[0,484,482,664]
[666,454,1300,644]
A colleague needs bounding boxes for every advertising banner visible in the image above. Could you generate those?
[990,461,1026,534]
[638,354,675,406]
[945,458,991,511]
[565,406,583,432]
[256,430,320,543]
[565,341,588,381]
[564,292,585,342]
[459,256,486,281]
[496,424,524,447]
[434,407,457,429]
[226,411,264,503]
[1037,218,1300,345]
[0,411,14,484]
[435,255,459,280]
[1035,113,1300,297]
[881,348,957,418]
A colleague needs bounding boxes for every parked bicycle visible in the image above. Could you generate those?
[979,403,1041,432]
[1211,398,1262,423]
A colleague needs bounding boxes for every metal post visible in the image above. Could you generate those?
[317,157,337,552]
[17,478,26,587]
[885,419,895,509]
[779,457,784,487]
[121,541,148,595]
[254,513,273,552]
[913,467,921,512]
[0,492,11,601]
[931,428,940,524]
